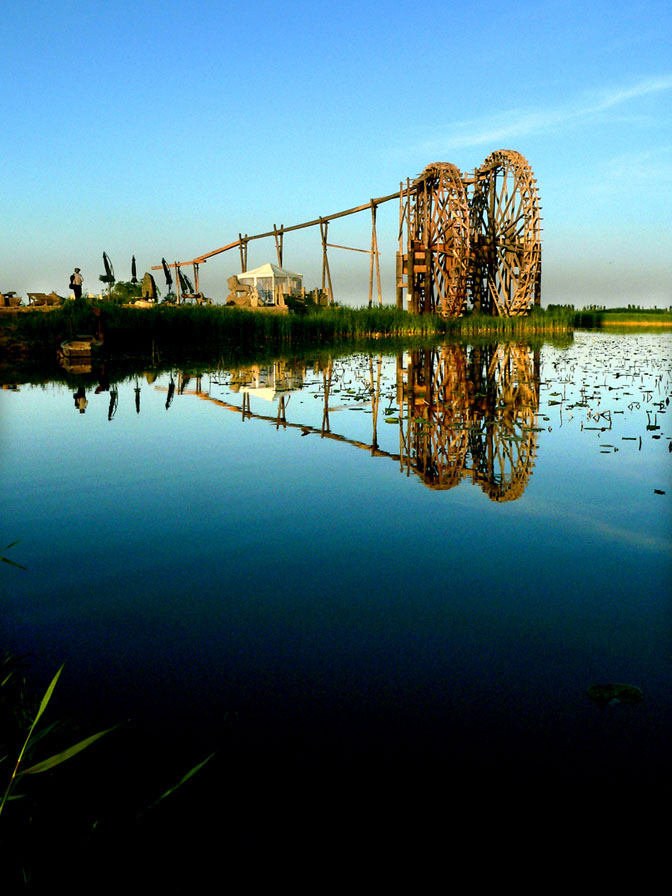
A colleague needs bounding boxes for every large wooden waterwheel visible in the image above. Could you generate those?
[403,163,471,317]
[469,150,542,316]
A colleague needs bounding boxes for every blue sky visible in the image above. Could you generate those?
[2,0,671,307]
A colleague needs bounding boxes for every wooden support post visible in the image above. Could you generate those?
[368,210,374,309]
[320,219,326,292]
[373,205,382,308]
[320,218,334,305]
[239,235,248,273]
[276,395,287,429]
[406,179,419,314]
[396,252,403,308]
[367,201,382,308]
[369,352,382,452]
[396,182,405,309]
[321,358,332,435]
[175,261,181,305]
[407,237,416,314]
[193,262,200,294]
[273,225,283,267]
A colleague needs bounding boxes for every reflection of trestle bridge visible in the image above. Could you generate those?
[159,345,541,502]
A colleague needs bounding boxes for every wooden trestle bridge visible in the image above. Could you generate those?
[153,149,541,316]
[156,343,540,501]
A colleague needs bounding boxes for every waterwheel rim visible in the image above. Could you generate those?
[471,150,541,317]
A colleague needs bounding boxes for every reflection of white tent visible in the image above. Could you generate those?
[237,263,302,304]
[231,361,305,401]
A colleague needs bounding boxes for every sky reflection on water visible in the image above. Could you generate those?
[1,332,670,784]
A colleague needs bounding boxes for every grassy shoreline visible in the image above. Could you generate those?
[2,303,668,376]
[2,300,574,350]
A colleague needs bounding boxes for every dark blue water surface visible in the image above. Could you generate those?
[2,333,671,796]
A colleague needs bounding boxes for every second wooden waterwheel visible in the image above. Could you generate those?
[469,150,542,316]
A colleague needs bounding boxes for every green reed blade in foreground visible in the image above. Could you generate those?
[19,725,120,776]
[0,664,116,817]
[143,752,216,813]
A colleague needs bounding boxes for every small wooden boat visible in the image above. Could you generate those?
[58,335,103,360]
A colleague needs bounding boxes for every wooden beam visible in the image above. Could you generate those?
[161,189,403,272]
[326,243,378,255]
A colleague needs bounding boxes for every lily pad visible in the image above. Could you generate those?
[586,683,643,709]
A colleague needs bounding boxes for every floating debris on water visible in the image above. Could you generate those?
[586,683,644,709]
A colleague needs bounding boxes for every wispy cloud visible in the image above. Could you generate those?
[517,494,672,556]
[418,75,672,154]
[600,144,672,183]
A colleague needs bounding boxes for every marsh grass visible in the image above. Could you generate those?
[0,653,215,884]
[0,661,116,819]
[11,300,576,357]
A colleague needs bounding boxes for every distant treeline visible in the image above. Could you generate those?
[547,302,672,322]
[568,306,672,327]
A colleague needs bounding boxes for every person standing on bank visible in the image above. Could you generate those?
[70,268,83,299]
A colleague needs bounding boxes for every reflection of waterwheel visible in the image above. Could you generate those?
[401,343,540,499]
[469,344,539,501]
[470,151,541,316]
[405,163,470,317]
[404,346,471,488]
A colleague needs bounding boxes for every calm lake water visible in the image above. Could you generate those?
[1,332,671,800]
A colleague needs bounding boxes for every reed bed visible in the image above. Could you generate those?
[10,299,576,357]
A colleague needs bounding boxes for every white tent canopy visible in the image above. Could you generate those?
[237,262,303,303]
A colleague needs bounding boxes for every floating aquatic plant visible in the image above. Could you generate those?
[586,683,644,709]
